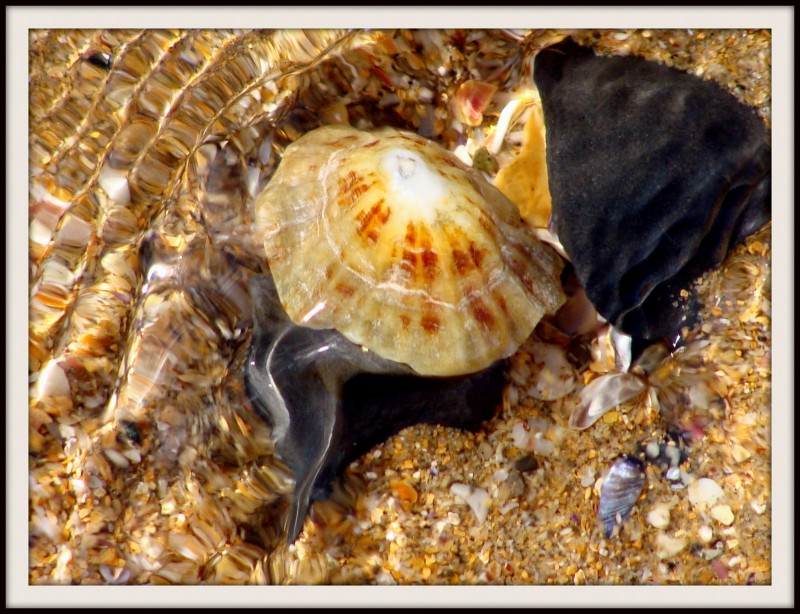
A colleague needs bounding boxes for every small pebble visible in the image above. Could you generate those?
[513,455,538,473]
[688,477,724,509]
[450,483,492,524]
[731,444,752,463]
[710,504,735,525]
[647,504,671,529]
[35,360,70,399]
[656,534,687,559]
[698,525,714,543]
[664,445,681,466]
[750,499,766,515]
[532,434,554,457]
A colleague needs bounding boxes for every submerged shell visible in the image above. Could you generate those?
[255,125,565,377]
[493,96,552,229]
[534,38,771,352]
[598,455,647,537]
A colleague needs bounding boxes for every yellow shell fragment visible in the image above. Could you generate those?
[255,125,565,376]
[493,97,552,229]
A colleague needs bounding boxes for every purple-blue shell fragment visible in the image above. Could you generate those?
[598,455,647,537]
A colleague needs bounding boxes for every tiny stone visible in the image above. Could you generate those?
[532,435,554,457]
[731,445,752,463]
[688,477,724,509]
[710,504,735,526]
[666,466,681,481]
[664,445,681,466]
[703,548,724,561]
[513,455,538,472]
[645,441,660,458]
[750,499,766,514]
[647,504,671,529]
[656,534,687,559]
[36,360,71,399]
[698,525,714,543]
[579,465,596,488]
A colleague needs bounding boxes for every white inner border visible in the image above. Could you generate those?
[8,6,794,608]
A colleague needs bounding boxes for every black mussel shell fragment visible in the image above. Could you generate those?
[245,274,504,542]
[598,454,647,537]
[534,38,771,357]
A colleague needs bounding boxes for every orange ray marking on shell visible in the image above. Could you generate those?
[354,198,391,244]
[468,294,495,331]
[420,312,441,333]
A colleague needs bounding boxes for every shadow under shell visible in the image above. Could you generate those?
[534,38,771,357]
[245,274,505,542]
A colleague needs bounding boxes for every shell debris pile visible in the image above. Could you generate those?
[28,28,771,585]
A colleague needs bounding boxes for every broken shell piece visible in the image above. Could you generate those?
[255,125,565,377]
[493,96,552,228]
[687,477,725,510]
[453,79,498,127]
[526,341,577,401]
[450,482,492,524]
[569,371,647,430]
[597,455,646,537]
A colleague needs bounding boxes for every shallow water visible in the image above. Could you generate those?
[28,28,772,586]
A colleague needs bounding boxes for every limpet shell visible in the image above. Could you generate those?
[255,125,565,376]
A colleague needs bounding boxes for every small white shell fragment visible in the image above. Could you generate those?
[647,503,671,529]
[258,132,273,164]
[103,448,131,469]
[526,341,577,401]
[488,98,522,155]
[499,501,519,515]
[687,477,725,509]
[645,441,661,459]
[698,525,714,543]
[579,465,596,487]
[98,162,131,205]
[452,144,473,166]
[609,326,633,372]
[30,218,55,247]
[256,125,565,376]
[656,533,688,559]
[532,433,554,457]
[35,359,71,399]
[450,483,491,524]
[510,422,531,450]
[710,504,735,525]
[569,372,647,430]
[55,213,93,248]
[731,444,752,463]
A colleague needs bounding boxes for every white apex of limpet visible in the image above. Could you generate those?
[380,148,448,224]
[255,125,566,376]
